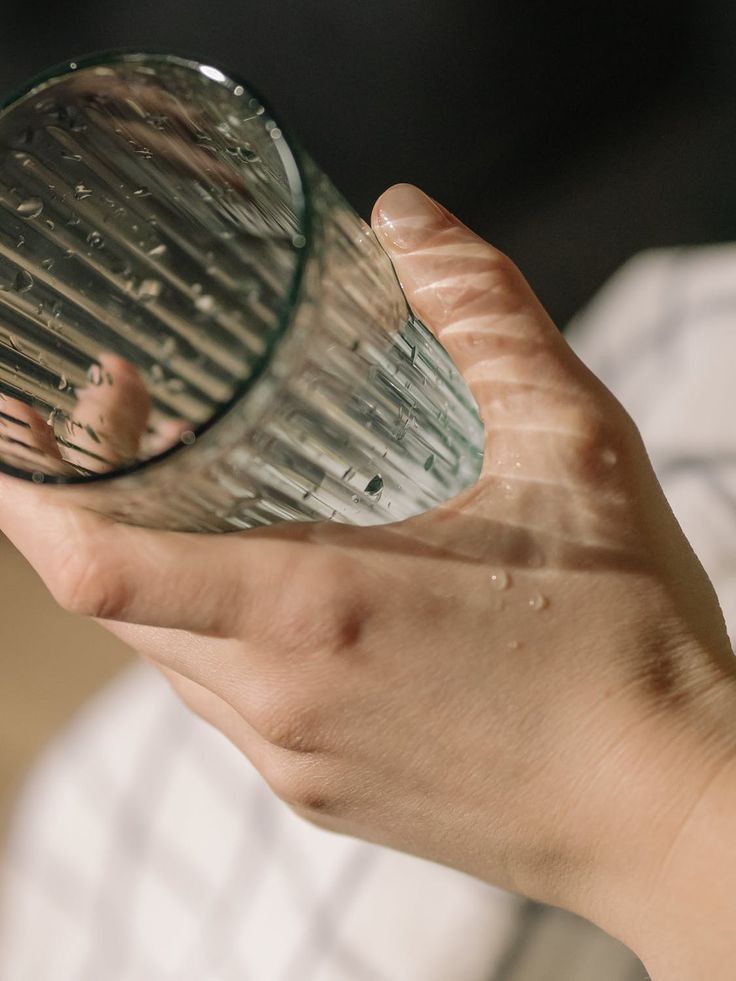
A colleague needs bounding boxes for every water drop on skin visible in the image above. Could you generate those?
[16,198,43,219]
[180,430,196,445]
[528,593,549,611]
[490,570,511,591]
[31,471,45,484]
[86,230,104,249]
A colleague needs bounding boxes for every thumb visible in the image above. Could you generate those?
[371,185,612,440]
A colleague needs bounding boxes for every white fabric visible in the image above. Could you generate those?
[4,243,736,980]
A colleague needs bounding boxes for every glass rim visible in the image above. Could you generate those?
[0,48,313,486]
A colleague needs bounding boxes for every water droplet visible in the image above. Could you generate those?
[86,363,103,386]
[69,61,78,70]
[61,151,82,161]
[194,294,216,314]
[147,243,167,257]
[528,593,549,611]
[159,336,177,360]
[86,230,104,249]
[44,218,55,230]
[13,269,33,293]
[16,198,42,219]
[31,471,45,484]
[41,258,55,271]
[74,183,92,200]
[57,374,68,391]
[351,494,360,504]
[364,474,384,501]
[149,363,164,384]
[291,233,306,248]
[180,430,196,445]
[233,84,245,96]
[135,278,162,303]
[133,186,150,197]
[51,300,63,318]
[424,453,435,472]
[14,127,35,147]
[165,377,185,393]
[490,570,511,591]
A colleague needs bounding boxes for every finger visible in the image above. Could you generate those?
[372,185,631,484]
[372,185,615,422]
[158,665,334,815]
[99,619,254,696]
[62,353,151,472]
[0,395,74,475]
[0,473,306,635]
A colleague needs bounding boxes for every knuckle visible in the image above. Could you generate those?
[49,548,128,620]
[566,400,638,482]
[480,247,526,305]
[262,755,336,814]
[247,686,327,753]
[260,555,370,660]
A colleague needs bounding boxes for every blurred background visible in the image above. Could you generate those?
[1,0,736,964]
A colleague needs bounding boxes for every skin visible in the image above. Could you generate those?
[1,183,735,978]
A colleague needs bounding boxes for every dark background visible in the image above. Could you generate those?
[3,0,736,325]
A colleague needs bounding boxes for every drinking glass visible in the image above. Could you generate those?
[0,52,483,531]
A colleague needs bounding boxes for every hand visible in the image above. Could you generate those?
[2,184,735,975]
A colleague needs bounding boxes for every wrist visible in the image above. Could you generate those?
[586,665,736,977]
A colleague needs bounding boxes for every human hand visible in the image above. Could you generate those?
[2,184,735,974]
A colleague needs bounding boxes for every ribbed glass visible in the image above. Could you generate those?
[0,53,483,531]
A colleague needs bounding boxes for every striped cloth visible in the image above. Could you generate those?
[4,243,736,980]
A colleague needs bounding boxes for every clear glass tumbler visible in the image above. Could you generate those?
[0,52,483,531]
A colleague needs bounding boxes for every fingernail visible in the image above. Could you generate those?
[374,184,452,252]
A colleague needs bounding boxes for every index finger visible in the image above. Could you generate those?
[0,473,306,636]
